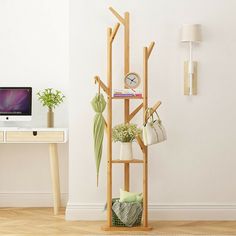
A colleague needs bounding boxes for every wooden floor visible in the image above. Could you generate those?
[0,208,236,235]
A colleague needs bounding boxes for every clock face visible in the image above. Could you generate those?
[124,72,141,89]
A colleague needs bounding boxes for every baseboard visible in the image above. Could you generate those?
[0,192,68,207]
[65,202,236,221]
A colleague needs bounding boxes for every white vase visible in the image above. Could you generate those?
[120,142,133,160]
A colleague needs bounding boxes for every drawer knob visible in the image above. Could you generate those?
[33,131,37,136]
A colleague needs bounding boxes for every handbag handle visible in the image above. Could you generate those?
[144,108,161,124]
[154,111,162,124]
[144,108,153,124]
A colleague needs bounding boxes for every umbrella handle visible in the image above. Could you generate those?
[95,78,101,94]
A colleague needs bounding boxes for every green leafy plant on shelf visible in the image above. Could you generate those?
[37,88,65,127]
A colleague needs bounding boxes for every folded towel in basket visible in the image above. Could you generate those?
[112,200,143,227]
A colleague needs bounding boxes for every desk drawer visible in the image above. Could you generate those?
[0,131,4,142]
[6,131,64,143]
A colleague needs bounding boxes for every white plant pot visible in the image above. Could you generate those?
[120,142,133,160]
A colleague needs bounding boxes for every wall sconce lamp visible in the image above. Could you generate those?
[181,24,202,96]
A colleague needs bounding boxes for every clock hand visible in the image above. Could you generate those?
[127,77,135,84]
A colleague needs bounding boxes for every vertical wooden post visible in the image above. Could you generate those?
[124,12,130,192]
[124,164,129,191]
[107,27,112,227]
[109,7,130,193]
[143,47,148,227]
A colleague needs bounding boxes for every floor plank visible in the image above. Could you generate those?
[0,208,235,235]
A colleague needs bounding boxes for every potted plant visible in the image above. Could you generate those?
[37,88,65,127]
[112,123,141,160]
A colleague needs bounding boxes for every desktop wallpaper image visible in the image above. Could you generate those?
[0,89,31,115]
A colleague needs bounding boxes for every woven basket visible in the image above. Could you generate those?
[111,198,143,227]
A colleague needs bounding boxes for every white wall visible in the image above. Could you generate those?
[0,0,69,206]
[67,0,236,220]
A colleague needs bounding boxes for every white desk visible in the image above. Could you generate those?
[0,127,68,215]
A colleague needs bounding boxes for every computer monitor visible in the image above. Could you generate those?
[0,87,32,121]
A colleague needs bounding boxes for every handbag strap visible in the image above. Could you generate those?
[154,111,162,123]
[155,111,161,125]
[144,108,153,124]
[144,108,162,124]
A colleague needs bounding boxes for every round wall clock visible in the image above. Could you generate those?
[124,72,141,89]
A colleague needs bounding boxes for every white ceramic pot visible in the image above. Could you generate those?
[120,142,133,160]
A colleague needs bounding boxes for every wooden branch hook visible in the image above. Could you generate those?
[147,42,155,59]
[94,76,108,95]
[136,135,145,153]
[109,7,126,25]
[128,103,143,122]
[109,23,120,43]
[145,101,162,122]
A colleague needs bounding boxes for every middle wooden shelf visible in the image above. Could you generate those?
[112,159,144,164]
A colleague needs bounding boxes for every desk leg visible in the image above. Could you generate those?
[49,143,61,215]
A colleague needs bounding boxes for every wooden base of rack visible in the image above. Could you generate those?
[101,225,153,231]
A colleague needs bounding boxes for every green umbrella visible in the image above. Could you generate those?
[91,93,106,186]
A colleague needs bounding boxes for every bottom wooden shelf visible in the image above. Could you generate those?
[101,225,152,231]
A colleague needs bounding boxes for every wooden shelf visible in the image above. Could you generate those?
[112,96,143,100]
[112,159,143,164]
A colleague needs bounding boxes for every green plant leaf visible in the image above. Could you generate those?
[37,88,65,110]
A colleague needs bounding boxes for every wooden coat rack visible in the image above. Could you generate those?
[94,7,161,231]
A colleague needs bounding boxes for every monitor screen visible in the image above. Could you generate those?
[0,87,32,116]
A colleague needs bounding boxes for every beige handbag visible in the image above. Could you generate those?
[143,108,167,146]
